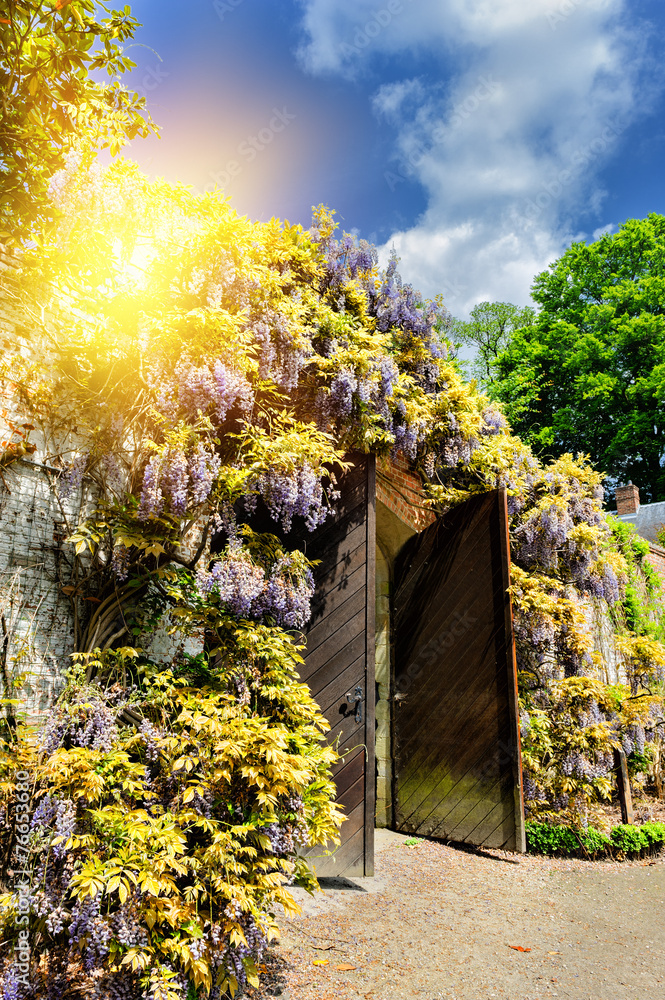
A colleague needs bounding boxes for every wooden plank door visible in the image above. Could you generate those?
[300,455,376,876]
[392,489,525,852]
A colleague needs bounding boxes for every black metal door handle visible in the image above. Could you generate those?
[346,685,363,724]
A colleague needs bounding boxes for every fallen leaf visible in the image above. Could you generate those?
[509,945,532,952]
[313,959,329,966]
[336,963,357,971]
[548,951,561,956]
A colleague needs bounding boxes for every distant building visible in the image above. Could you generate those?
[613,483,665,582]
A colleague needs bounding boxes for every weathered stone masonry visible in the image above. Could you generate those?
[0,457,202,722]
[0,459,82,720]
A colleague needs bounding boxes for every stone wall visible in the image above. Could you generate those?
[0,458,202,723]
[0,459,82,721]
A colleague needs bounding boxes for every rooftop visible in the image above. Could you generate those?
[612,482,665,545]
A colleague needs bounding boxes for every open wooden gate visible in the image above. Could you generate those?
[392,489,525,852]
[300,456,376,876]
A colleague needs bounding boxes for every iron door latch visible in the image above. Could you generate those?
[346,685,363,724]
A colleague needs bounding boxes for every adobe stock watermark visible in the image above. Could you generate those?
[546,0,611,31]
[433,273,466,306]
[201,107,296,194]
[11,770,32,990]
[213,0,245,22]
[384,75,499,192]
[135,64,168,100]
[395,609,479,695]
[522,117,627,222]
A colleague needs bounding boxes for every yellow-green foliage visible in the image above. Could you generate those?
[520,678,619,828]
[609,515,665,640]
[615,634,665,692]
[510,565,600,688]
[1,640,340,997]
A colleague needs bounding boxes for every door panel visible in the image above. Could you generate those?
[392,489,525,852]
[300,455,376,876]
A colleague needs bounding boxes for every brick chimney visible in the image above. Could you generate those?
[616,482,640,516]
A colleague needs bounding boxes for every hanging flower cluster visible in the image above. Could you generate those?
[138,443,222,520]
[153,358,254,427]
[196,539,315,630]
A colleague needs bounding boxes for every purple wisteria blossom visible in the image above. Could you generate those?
[138,443,221,520]
[40,696,118,755]
[31,796,75,860]
[257,463,331,533]
[58,453,88,499]
[196,543,265,618]
[255,554,315,629]
[147,358,253,426]
[138,454,164,520]
[110,543,130,581]
[163,449,189,515]
[249,311,309,390]
[175,359,253,424]
[328,368,357,419]
[197,543,315,629]
[310,228,448,390]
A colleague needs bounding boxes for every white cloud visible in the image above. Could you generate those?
[592,223,617,240]
[297,0,660,316]
[379,213,569,317]
[371,78,426,118]
[297,0,563,75]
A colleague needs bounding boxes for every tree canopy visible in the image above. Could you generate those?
[487,215,665,503]
[0,0,156,241]
[452,300,534,392]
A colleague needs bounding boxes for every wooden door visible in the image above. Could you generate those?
[300,456,376,876]
[392,489,525,852]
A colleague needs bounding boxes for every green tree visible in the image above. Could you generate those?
[0,0,157,240]
[491,215,665,502]
[452,300,534,390]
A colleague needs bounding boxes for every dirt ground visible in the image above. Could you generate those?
[249,829,665,1000]
[599,789,665,828]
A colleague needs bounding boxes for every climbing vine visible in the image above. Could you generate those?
[1,155,664,997]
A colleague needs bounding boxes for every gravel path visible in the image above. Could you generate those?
[249,830,665,1000]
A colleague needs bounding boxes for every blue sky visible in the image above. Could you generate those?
[122,0,665,317]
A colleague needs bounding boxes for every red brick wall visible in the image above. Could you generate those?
[376,453,436,533]
[646,542,665,590]
[616,483,640,515]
